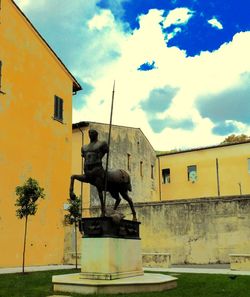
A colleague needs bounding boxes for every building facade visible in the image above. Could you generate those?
[157,141,250,201]
[0,0,81,267]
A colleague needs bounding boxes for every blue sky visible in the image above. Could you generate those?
[16,0,250,150]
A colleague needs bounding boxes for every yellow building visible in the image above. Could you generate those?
[0,0,81,267]
[158,141,250,200]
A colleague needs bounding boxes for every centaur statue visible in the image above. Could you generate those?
[69,129,137,221]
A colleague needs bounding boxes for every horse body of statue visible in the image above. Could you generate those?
[70,129,137,221]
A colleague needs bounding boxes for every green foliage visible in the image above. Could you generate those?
[220,134,250,145]
[15,178,45,219]
[64,196,81,225]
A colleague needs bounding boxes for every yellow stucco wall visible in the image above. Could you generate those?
[158,142,250,200]
[0,0,77,267]
[71,126,90,217]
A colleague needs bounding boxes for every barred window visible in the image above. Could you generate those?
[162,168,170,184]
[187,165,197,182]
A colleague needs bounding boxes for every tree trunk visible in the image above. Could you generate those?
[74,221,78,269]
[22,215,28,273]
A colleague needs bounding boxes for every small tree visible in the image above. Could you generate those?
[220,134,250,144]
[15,178,45,273]
[64,196,81,269]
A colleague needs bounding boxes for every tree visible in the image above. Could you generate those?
[15,178,45,273]
[64,196,81,269]
[220,134,250,144]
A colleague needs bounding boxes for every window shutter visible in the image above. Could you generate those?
[59,98,63,121]
[54,96,58,119]
[54,95,63,121]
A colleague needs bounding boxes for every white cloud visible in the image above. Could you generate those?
[74,8,250,150]
[165,27,182,41]
[88,10,115,30]
[162,7,194,28]
[208,17,223,30]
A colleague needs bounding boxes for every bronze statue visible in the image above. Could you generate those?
[70,129,137,221]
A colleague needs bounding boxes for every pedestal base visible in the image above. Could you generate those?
[52,273,177,295]
[81,237,143,279]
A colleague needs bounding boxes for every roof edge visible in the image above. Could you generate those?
[72,121,156,152]
[72,121,90,129]
[157,140,250,157]
[72,121,141,131]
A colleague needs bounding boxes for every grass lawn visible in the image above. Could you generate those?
[0,269,249,297]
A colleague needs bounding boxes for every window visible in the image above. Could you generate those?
[151,165,154,179]
[248,159,250,173]
[187,165,197,182]
[162,168,170,184]
[127,153,131,171]
[54,95,63,122]
[140,161,143,177]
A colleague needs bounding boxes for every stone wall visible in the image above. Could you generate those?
[90,195,250,264]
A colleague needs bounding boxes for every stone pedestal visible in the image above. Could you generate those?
[53,217,177,294]
[81,237,143,279]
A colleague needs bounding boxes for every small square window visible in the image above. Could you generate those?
[54,95,63,122]
[162,168,170,184]
[188,165,197,182]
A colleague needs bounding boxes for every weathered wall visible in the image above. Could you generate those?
[138,196,250,264]
[90,195,250,264]
[63,225,81,265]
[0,0,76,267]
[158,142,250,200]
